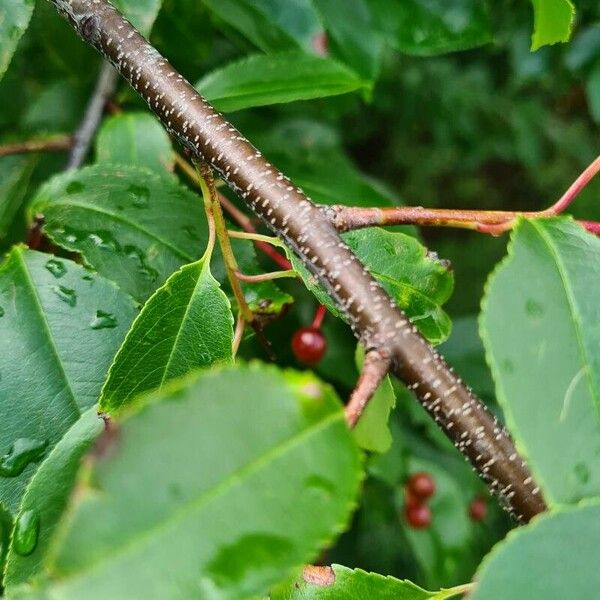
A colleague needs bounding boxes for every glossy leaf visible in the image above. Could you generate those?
[202,0,316,52]
[472,501,600,599]
[112,0,163,35]
[273,563,467,599]
[311,0,383,79]
[32,365,362,599]
[4,409,104,588]
[530,0,575,50]
[99,258,234,415]
[0,0,34,81]
[197,53,368,112]
[368,0,492,56]
[95,112,174,172]
[29,165,208,302]
[288,228,454,344]
[0,248,136,512]
[269,147,396,209]
[481,218,600,506]
[352,346,396,454]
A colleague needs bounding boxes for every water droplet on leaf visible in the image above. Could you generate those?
[13,510,39,556]
[0,438,48,477]
[45,259,67,278]
[66,181,85,194]
[182,226,200,241]
[525,299,544,319]
[52,285,77,307]
[502,358,514,374]
[127,184,150,208]
[90,310,118,330]
[574,462,590,484]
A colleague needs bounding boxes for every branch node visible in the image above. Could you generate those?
[345,349,392,428]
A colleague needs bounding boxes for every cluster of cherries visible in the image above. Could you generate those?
[403,472,487,529]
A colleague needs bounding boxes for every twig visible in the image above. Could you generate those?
[232,313,245,357]
[50,0,547,523]
[235,269,297,283]
[197,163,255,325]
[324,155,600,236]
[0,136,72,157]
[345,350,391,427]
[176,152,293,270]
[66,62,118,170]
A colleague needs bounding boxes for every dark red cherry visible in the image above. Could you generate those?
[404,503,432,529]
[291,327,327,365]
[469,496,487,522]
[407,472,436,501]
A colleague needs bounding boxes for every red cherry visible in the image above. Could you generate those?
[469,496,487,522]
[404,487,422,509]
[406,472,436,501]
[291,327,327,365]
[404,503,432,529]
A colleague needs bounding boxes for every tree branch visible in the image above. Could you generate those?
[345,350,391,428]
[48,0,546,522]
[66,62,118,170]
[323,154,600,236]
[0,136,72,157]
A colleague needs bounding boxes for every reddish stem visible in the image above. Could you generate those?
[311,304,327,329]
[547,156,600,214]
[325,155,600,236]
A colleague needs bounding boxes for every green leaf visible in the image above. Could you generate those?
[0,156,37,239]
[95,112,174,172]
[586,61,600,124]
[273,563,449,599]
[0,0,34,82]
[288,228,454,344]
[202,0,317,52]
[4,409,104,589]
[260,143,396,209]
[352,346,396,454]
[30,365,362,599]
[311,0,383,79]
[472,501,600,599]
[99,258,234,415]
[368,0,492,56]
[480,218,600,506]
[530,0,575,51]
[197,53,368,112]
[439,316,494,400]
[0,247,136,513]
[112,0,163,35]
[29,164,208,302]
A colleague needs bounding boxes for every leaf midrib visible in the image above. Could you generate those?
[16,250,81,419]
[52,409,344,582]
